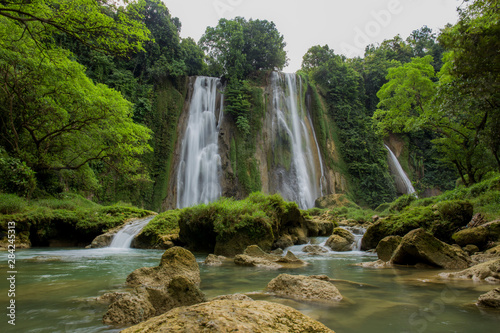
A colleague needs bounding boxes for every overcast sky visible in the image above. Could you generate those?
[163,0,461,72]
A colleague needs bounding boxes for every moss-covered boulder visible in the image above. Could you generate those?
[325,228,355,252]
[376,235,402,262]
[177,193,309,257]
[430,200,473,243]
[391,228,470,269]
[126,246,201,287]
[133,210,181,249]
[121,299,334,333]
[452,227,490,249]
[361,200,474,250]
[104,247,205,326]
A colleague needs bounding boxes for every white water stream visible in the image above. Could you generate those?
[176,77,223,208]
[385,144,417,196]
[271,72,325,209]
[109,216,155,248]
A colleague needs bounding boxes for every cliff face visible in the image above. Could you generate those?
[162,73,348,210]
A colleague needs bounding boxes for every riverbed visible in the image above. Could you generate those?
[1,245,498,333]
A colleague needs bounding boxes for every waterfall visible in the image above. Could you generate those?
[384,144,417,196]
[177,77,223,208]
[109,216,154,248]
[271,72,324,209]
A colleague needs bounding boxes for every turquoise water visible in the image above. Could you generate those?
[1,247,498,333]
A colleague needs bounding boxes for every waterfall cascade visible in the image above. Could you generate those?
[109,216,154,248]
[176,77,223,208]
[271,72,325,209]
[385,144,417,196]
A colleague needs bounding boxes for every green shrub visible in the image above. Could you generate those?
[0,193,27,214]
[0,155,36,197]
[389,194,417,212]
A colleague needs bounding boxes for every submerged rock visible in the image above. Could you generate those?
[376,235,402,262]
[303,244,330,254]
[204,254,227,266]
[391,229,470,269]
[477,288,500,308]
[234,245,306,269]
[267,274,343,304]
[120,299,335,333]
[439,258,500,282]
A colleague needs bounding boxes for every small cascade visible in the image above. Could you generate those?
[384,144,417,196]
[271,72,325,209]
[339,226,365,251]
[109,216,154,248]
[177,77,223,208]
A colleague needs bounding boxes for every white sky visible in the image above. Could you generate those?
[163,0,461,72]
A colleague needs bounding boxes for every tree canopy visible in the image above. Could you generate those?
[0,0,150,56]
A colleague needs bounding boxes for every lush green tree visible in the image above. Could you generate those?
[373,55,494,185]
[0,18,152,190]
[200,17,287,79]
[439,0,500,169]
[302,45,396,207]
[0,0,150,56]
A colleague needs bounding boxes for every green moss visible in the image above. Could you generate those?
[0,193,153,246]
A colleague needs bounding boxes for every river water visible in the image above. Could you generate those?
[1,246,498,333]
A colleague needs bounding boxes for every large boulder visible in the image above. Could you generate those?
[126,246,200,287]
[121,299,335,333]
[304,212,335,237]
[325,228,355,252]
[103,247,205,326]
[477,288,500,308]
[391,229,470,269]
[103,276,205,326]
[267,274,343,304]
[439,258,500,282]
[429,200,473,243]
[452,227,490,249]
[376,235,402,262]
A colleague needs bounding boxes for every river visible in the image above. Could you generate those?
[0,245,498,332]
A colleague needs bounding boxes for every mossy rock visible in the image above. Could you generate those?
[430,200,473,243]
[376,235,402,262]
[452,227,490,249]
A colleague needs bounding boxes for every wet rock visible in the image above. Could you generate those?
[276,251,307,265]
[439,258,500,282]
[234,254,281,269]
[267,274,343,304]
[103,247,205,326]
[103,290,155,326]
[121,299,334,333]
[95,292,128,305]
[204,254,226,266]
[325,228,355,252]
[133,233,180,250]
[103,276,205,326]
[391,229,470,269]
[355,260,392,268]
[234,245,306,269]
[303,244,330,254]
[88,231,116,248]
[126,246,201,287]
[477,288,500,308]
[376,235,402,262]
